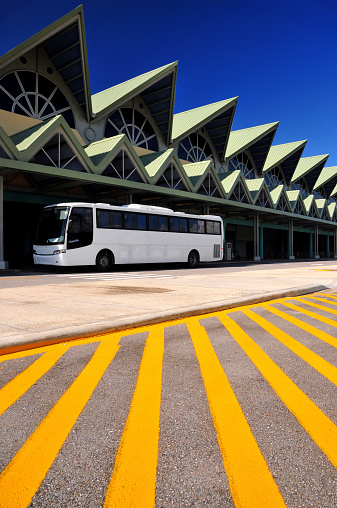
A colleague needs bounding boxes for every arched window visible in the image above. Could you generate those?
[178,133,213,163]
[105,107,158,151]
[0,71,74,127]
[229,152,256,179]
[291,178,308,198]
[264,167,285,186]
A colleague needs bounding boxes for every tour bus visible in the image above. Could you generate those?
[33,202,224,270]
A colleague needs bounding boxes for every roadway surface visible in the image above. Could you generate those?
[1,292,337,507]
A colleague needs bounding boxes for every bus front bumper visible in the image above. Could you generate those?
[33,253,66,266]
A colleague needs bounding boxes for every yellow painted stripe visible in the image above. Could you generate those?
[299,298,337,316]
[0,336,121,508]
[243,309,337,386]
[306,296,337,306]
[104,328,164,508]
[217,313,337,469]
[187,319,286,508]
[280,301,337,328]
[261,304,337,350]
[0,345,70,416]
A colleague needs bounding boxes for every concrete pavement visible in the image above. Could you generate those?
[1,259,337,352]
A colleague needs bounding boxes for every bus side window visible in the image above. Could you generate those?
[197,220,205,234]
[67,207,93,249]
[124,212,146,230]
[206,221,214,234]
[214,222,221,235]
[188,219,198,233]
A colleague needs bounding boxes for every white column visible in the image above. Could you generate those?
[314,225,320,259]
[288,220,295,259]
[253,215,260,261]
[0,176,8,269]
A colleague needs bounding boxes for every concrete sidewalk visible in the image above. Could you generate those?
[1,260,337,352]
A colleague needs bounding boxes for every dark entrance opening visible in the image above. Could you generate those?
[263,227,287,260]
[4,201,45,268]
[293,230,310,258]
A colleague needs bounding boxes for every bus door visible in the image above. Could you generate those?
[66,207,93,265]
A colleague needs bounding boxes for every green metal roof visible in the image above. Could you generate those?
[245,178,264,203]
[91,62,177,116]
[291,154,329,183]
[315,198,327,217]
[218,170,241,197]
[303,194,314,214]
[0,6,92,121]
[328,202,336,220]
[286,190,301,212]
[263,140,307,173]
[84,136,125,166]
[182,160,213,191]
[269,185,284,207]
[172,97,237,138]
[313,166,337,190]
[225,122,279,160]
[11,118,56,152]
[140,150,174,178]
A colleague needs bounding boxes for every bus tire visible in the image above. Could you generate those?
[96,250,113,272]
[187,250,199,268]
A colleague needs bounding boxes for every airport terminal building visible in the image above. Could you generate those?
[1,6,337,268]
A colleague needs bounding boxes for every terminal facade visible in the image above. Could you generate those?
[0,6,337,268]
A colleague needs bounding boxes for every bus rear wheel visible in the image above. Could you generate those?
[187,250,199,268]
[96,250,113,272]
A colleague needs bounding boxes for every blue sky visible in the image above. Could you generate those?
[0,0,337,164]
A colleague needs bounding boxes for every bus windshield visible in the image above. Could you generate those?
[35,206,69,245]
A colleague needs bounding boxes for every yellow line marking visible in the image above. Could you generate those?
[0,276,41,280]
[104,328,164,508]
[0,344,70,416]
[261,304,337,350]
[217,312,337,470]
[306,296,337,306]
[298,298,337,316]
[0,336,121,508]
[280,301,337,328]
[243,308,337,386]
[187,319,286,508]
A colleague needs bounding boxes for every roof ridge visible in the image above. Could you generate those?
[174,97,238,117]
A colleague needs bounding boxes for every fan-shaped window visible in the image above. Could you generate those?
[229,153,256,179]
[0,71,74,127]
[105,108,158,151]
[264,167,285,186]
[178,133,213,162]
[291,178,308,198]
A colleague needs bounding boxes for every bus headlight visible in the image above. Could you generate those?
[53,249,66,255]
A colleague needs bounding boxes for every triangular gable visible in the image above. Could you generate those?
[286,190,303,213]
[171,98,238,161]
[84,135,147,183]
[11,115,92,170]
[313,166,337,198]
[218,171,251,203]
[315,199,329,220]
[225,122,278,173]
[0,125,20,159]
[291,154,329,191]
[183,160,223,197]
[139,149,190,191]
[328,202,337,222]
[92,62,177,145]
[263,140,307,184]
[245,178,264,204]
[0,6,92,121]
[246,179,272,208]
[303,195,319,218]
[273,187,292,212]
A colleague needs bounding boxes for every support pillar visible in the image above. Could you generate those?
[0,176,8,270]
[288,220,295,259]
[259,223,264,260]
[314,225,320,259]
[253,215,260,261]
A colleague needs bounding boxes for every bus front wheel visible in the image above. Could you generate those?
[187,250,199,268]
[96,250,113,272]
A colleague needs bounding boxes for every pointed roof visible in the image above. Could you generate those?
[315,198,329,219]
[225,122,278,173]
[91,62,177,145]
[10,115,92,168]
[313,166,337,197]
[139,149,191,188]
[286,190,302,213]
[182,160,218,192]
[303,194,316,216]
[269,185,291,211]
[171,98,238,161]
[245,178,265,204]
[328,202,337,221]
[291,154,329,191]
[84,135,125,167]
[0,6,92,121]
[218,170,251,202]
[263,140,307,175]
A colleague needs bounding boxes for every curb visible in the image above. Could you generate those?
[0,283,327,356]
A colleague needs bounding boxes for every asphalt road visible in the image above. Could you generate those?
[1,292,337,507]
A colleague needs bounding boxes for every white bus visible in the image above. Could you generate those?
[33,202,224,270]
